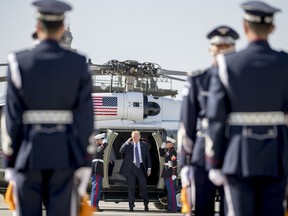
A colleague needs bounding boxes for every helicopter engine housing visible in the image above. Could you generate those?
[93,92,148,121]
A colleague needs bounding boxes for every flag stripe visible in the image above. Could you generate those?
[93,96,118,116]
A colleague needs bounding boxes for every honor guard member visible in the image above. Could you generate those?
[91,133,108,212]
[159,136,178,213]
[1,1,94,216]
[206,2,288,216]
[178,26,239,216]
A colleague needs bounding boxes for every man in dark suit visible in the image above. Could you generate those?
[206,1,288,216]
[2,1,94,215]
[120,130,151,212]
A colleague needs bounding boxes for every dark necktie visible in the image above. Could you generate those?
[135,143,140,168]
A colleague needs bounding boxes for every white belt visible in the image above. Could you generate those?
[92,159,104,163]
[164,161,172,167]
[23,110,73,124]
[228,112,288,126]
[201,118,209,129]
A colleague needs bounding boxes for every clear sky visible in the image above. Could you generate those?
[0,0,287,99]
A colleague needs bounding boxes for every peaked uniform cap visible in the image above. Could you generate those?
[207,25,239,45]
[241,1,281,24]
[32,0,72,22]
[166,136,176,144]
[94,133,106,140]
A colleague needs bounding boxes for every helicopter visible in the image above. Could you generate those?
[86,58,188,209]
[0,29,191,210]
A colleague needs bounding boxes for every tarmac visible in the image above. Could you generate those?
[0,194,183,216]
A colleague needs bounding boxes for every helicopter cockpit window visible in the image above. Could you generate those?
[148,102,160,116]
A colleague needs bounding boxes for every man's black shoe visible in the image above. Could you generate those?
[129,208,134,212]
[144,206,149,212]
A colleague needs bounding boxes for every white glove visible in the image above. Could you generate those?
[172,175,177,180]
[180,165,193,187]
[161,142,166,148]
[4,168,16,182]
[208,169,226,186]
[74,167,91,197]
[103,138,108,144]
[147,168,151,176]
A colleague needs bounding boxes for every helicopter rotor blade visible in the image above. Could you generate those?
[0,63,7,82]
[161,74,186,82]
[1,60,190,82]
[89,64,113,75]
[158,68,188,76]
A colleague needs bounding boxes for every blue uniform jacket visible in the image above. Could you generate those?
[4,39,94,170]
[206,41,288,177]
[178,67,216,168]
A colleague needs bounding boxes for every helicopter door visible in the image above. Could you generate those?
[102,129,118,188]
[152,132,165,189]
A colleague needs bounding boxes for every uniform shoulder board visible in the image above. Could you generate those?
[187,69,207,77]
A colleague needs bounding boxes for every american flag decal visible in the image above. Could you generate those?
[93,96,118,116]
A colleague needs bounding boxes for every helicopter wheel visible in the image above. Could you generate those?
[175,190,183,212]
[153,196,167,210]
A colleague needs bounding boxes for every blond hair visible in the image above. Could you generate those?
[131,130,141,137]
